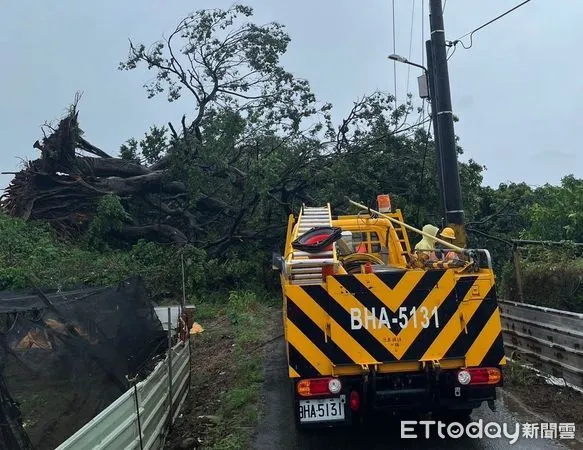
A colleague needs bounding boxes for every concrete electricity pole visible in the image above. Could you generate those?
[429,0,466,246]
[424,39,446,225]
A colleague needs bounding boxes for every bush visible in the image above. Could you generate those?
[0,213,274,302]
[501,247,583,312]
[85,195,130,251]
[0,214,167,296]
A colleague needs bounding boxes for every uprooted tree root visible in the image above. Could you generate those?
[1,102,191,244]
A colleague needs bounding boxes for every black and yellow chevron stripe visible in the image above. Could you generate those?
[284,269,505,378]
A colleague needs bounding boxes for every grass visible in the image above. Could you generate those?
[192,291,275,450]
[163,289,277,450]
[503,359,538,387]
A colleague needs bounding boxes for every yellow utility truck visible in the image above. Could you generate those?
[274,197,505,427]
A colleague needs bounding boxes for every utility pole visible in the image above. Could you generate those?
[429,0,466,246]
[425,39,446,226]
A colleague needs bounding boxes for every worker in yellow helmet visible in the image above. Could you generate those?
[438,227,459,261]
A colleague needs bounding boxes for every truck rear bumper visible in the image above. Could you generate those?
[371,385,496,412]
[369,370,498,412]
[293,368,501,427]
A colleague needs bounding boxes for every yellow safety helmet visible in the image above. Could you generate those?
[440,227,456,240]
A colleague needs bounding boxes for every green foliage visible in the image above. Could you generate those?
[119,138,140,162]
[227,290,262,343]
[505,360,537,387]
[86,195,130,250]
[119,4,331,134]
[501,247,583,312]
[140,125,167,164]
[524,176,583,242]
[0,213,207,299]
[473,182,536,236]
[112,5,487,297]
[0,211,127,290]
[116,4,334,273]
[203,250,267,292]
[119,126,168,164]
[312,112,485,228]
[209,291,270,450]
[467,176,583,310]
[0,214,56,289]
[0,210,275,302]
[470,176,583,246]
[128,240,207,300]
[458,158,485,221]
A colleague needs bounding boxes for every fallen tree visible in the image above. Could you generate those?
[1,5,451,259]
[2,105,189,244]
[1,6,333,253]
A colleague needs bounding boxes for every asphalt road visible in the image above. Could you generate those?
[254,336,581,450]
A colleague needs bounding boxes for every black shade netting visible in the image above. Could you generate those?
[0,276,167,450]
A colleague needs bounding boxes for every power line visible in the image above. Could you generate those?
[447,43,457,61]
[415,118,433,225]
[466,227,513,247]
[421,0,425,67]
[392,0,397,104]
[420,1,426,126]
[452,0,533,50]
[406,0,416,94]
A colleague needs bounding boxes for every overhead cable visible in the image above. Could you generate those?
[451,0,533,50]
[421,0,425,67]
[406,0,416,95]
[392,0,398,104]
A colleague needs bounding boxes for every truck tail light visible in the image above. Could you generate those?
[457,367,501,386]
[296,377,342,397]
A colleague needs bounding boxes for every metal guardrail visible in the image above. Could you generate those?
[499,299,583,389]
[56,340,190,449]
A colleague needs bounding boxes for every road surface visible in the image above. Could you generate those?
[254,336,581,450]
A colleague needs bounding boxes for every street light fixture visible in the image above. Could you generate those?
[388,54,408,63]
[388,54,429,99]
[388,54,428,73]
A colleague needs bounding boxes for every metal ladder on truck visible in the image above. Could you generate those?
[288,205,337,286]
[391,210,412,254]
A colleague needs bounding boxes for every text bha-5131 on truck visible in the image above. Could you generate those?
[273,196,505,428]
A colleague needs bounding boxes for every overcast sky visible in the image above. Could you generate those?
[1,0,581,191]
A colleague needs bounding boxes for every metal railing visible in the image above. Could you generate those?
[499,299,583,389]
[56,340,190,449]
